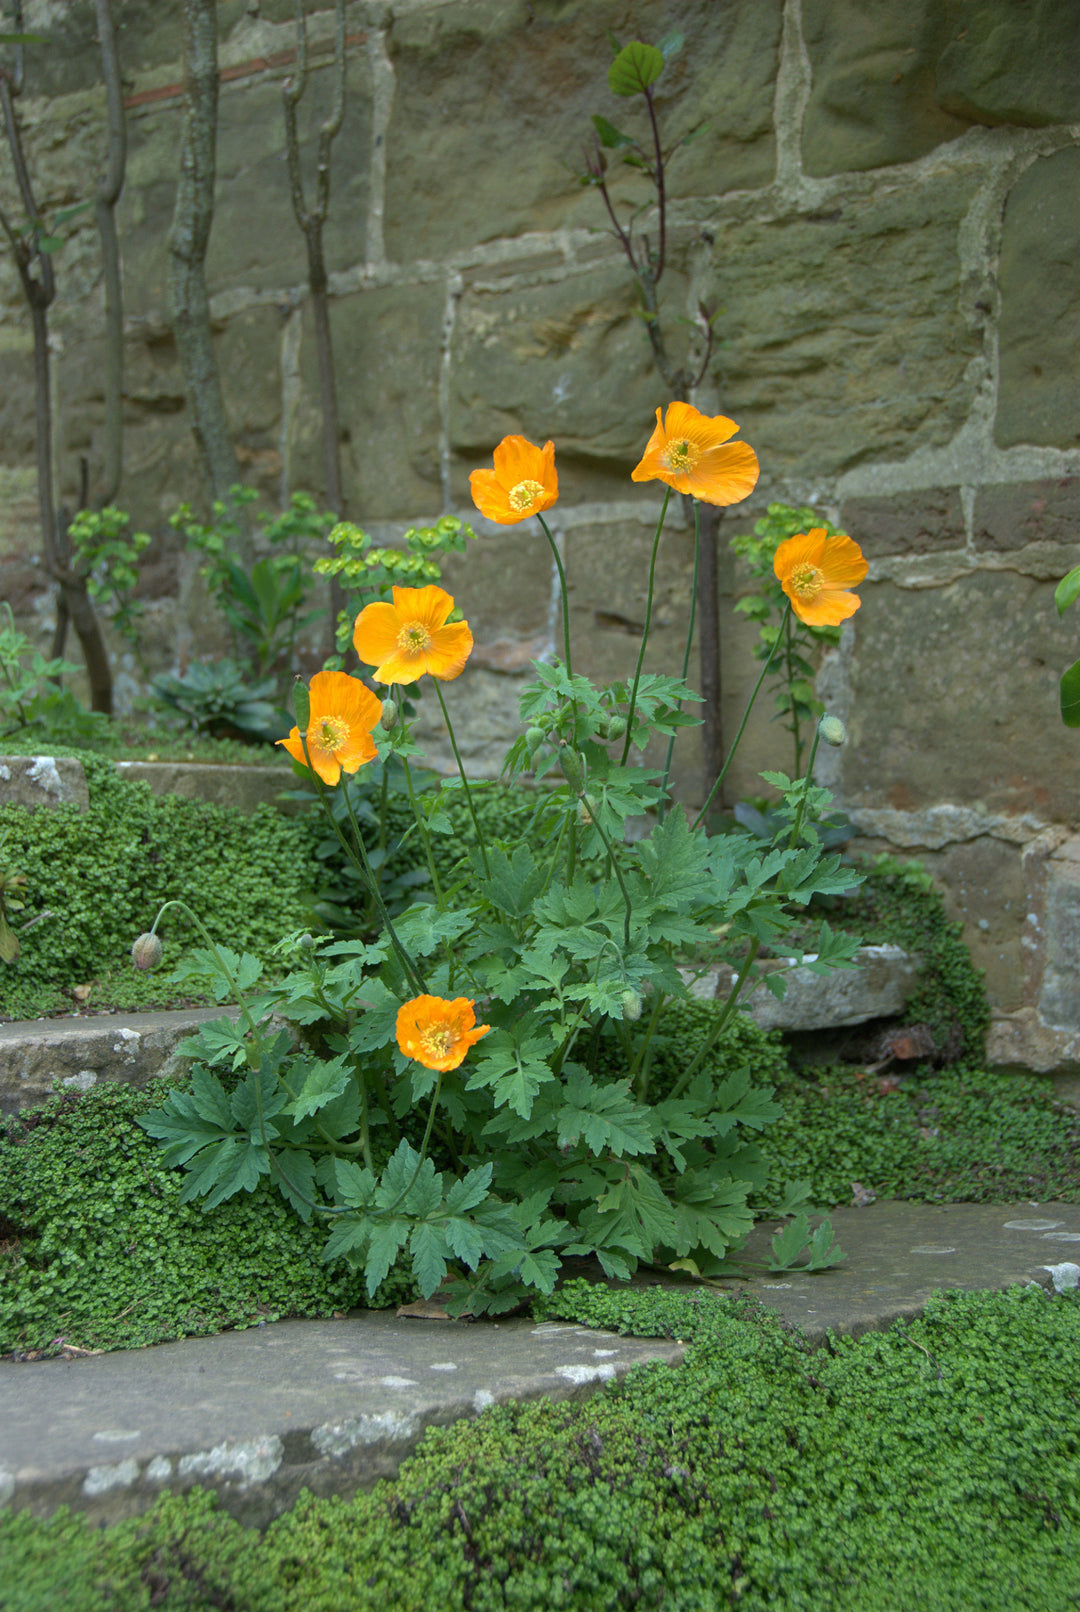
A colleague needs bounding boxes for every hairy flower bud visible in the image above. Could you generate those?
[605,714,627,741]
[380,698,398,730]
[620,988,643,1022]
[131,932,163,972]
[525,726,545,755]
[558,744,585,793]
[818,714,847,748]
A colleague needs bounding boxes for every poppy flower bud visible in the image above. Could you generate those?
[131,932,163,972]
[605,714,627,742]
[380,698,398,730]
[620,988,643,1022]
[818,714,847,748]
[525,726,545,755]
[292,676,311,732]
[559,745,585,793]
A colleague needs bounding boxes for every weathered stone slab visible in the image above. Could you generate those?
[704,173,981,477]
[973,477,1080,554]
[839,488,966,560]
[0,1008,239,1118]
[936,0,1080,128]
[0,1311,685,1527]
[800,0,970,176]
[0,757,89,814]
[996,148,1080,451]
[682,944,920,1030]
[384,0,781,260]
[113,762,304,816]
[838,573,1080,823]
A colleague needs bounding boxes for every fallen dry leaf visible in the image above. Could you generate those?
[396,1299,452,1321]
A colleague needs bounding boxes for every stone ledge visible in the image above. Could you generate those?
[0,1008,240,1118]
[0,756,89,813]
[679,944,920,1031]
[114,762,305,816]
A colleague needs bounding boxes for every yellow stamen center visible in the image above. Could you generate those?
[398,620,432,655]
[315,715,348,753]
[789,562,824,600]
[419,1024,454,1061]
[508,478,545,512]
[663,439,700,474]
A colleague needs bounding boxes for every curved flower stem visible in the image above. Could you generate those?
[433,680,489,878]
[620,485,672,765]
[667,935,761,1103]
[582,801,634,949]
[788,726,823,848]
[334,766,428,995]
[691,602,792,832]
[659,496,701,815]
[402,754,445,908]
[630,986,668,1102]
[536,513,572,676]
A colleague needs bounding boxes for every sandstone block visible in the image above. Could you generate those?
[838,572,1080,824]
[703,174,980,476]
[973,478,1080,554]
[936,0,1080,128]
[996,149,1080,451]
[683,944,920,1030]
[839,489,966,560]
[800,0,969,176]
[384,0,781,260]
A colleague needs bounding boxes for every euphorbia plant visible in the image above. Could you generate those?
[138,405,865,1313]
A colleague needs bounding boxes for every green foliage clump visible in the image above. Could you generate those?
[0,1080,413,1356]
[0,759,323,994]
[850,855,991,1065]
[2,1285,1078,1610]
[760,1064,1080,1209]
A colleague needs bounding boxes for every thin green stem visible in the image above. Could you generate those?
[630,987,667,1102]
[536,513,572,677]
[668,936,761,1102]
[583,800,634,950]
[335,768,427,995]
[402,754,445,907]
[692,603,792,832]
[785,609,803,779]
[788,728,823,848]
[659,496,701,813]
[620,485,672,765]
[433,680,489,878]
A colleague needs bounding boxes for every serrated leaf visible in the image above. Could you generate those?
[230,1058,289,1133]
[807,1218,846,1271]
[444,1163,494,1218]
[518,1248,560,1293]
[175,1017,251,1071]
[557,1072,654,1158]
[365,1218,411,1296]
[291,1060,351,1120]
[332,1157,376,1208]
[410,1221,449,1296]
[768,1212,811,1271]
[181,1136,267,1210]
[608,39,665,96]
[270,1149,318,1223]
[443,1214,486,1269]
[322,1212,371,1264]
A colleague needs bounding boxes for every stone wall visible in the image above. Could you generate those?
[1,0,1079,1069]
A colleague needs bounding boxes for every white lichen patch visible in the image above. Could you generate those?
[145,1456,173,1483]
[91,1429,141,1444]
[555,1363,616,1386]
[1006,1218,1063,1231]
[62,1071,99,1093]
[1041,1231,1080,1242]
[27,757,63,797]
[592,1349,617,1358]
[428,1362,458,1372]
[1043,1263,1080,1293]
[83,1458,139,1496]
[310,1411,419,1458]
[909,1245,957,1255]
[378,1375,418,1389]
[177,1437,283,1487]
[112,1029,141,1061]
[473,1389,495,1412]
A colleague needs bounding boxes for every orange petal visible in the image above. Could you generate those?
[424,620,474,681]
[470,467,519,524]
[773,530,829,580]
[688,440,760,506]
[492,435,546,490]
[393,584,455,632]
[353,601,403,667]
[817,534,868,588]
[277,727,307,767]
[787,587,863,627]
[664,401,739,449]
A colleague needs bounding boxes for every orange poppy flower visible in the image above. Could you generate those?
[631,401,759,506]
[773,529,868,626]
[277,669,382,786]
[352,585,474,686]
[469,435,558,525]
[395,994,491,1072]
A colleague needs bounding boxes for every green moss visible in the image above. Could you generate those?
[1,758,323,1001]
[2,1286,1078,1610]
[0,1081,413,1356]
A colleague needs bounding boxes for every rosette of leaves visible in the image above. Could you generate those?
[149,659,286,744]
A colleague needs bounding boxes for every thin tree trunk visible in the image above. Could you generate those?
[1,52,113,712]
[93,0,126,507]
[168,0,247,548]
[283,0,346,656]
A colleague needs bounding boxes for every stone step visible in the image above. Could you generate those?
[679,943,920,1030]
[1,1199,1076,1528]
[0,1007,237,1117]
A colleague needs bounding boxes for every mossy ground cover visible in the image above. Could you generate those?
[1,1283,1077,1611]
